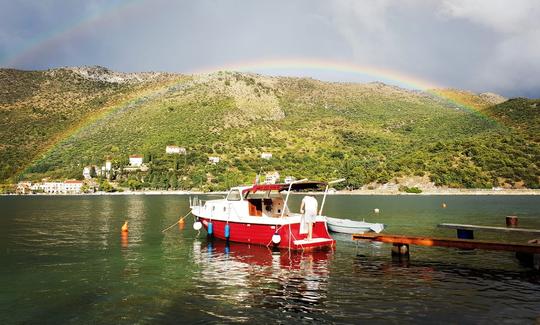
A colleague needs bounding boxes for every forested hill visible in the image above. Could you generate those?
[1,66,538,190]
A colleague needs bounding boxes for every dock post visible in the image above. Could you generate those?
[391,243,409,256]
[457,229,474,239]
[506,216,518,228]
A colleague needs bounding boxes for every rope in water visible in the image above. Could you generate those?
[161,211,192,233]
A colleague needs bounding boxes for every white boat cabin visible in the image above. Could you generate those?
[191,182,327,222]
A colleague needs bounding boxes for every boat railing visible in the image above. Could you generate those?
[319,178,345,215]
[280,179,308,219]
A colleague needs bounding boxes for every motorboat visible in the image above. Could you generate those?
[326,217,385,234]
[190,179,338,250]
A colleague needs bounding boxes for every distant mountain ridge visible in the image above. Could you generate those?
[0,66,538,190]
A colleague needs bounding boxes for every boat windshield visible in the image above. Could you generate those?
[245,190,282,200]
[226,189,242,201]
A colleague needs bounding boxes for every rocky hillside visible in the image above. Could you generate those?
[1,67,538,190]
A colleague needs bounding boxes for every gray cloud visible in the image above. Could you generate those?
[0,0,538,97]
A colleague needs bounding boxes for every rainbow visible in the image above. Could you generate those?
[191,58,440,91]
[2,0,146,67]
[190,58,498,118]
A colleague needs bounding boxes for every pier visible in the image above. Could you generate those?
[353,233,540,269]
[437,223,540,239]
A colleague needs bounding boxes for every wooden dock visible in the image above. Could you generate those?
[353,233,540,254]
[438,223,540,235]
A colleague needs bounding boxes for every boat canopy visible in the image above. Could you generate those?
[242,181,326,194]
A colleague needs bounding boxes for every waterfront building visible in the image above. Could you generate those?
[63,180,84,194]
[16,181,33,194]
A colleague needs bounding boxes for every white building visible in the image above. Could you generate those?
[284,176,296,184]
[16,181,32,194]
[264,172,280,184]
[41,180,84,194]
[83,167,91,179]
[208,156,220,164]
[260,152,273,160]
[105,160,112,171]
[129,155,144,167]
[42,182,64,194]
[166,145,186,155]
[63,180,84,194]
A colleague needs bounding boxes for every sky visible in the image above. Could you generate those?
[1,0,539,97]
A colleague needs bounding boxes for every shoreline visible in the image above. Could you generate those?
[3,189,540,196]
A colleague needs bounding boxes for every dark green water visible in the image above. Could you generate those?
[1,195,539,324]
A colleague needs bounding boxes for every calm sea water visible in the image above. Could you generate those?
[1,194,539,324]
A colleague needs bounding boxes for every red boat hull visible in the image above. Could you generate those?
[198,217,335,250]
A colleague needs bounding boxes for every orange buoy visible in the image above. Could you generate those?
[121,221,128,232]
[442,203,447,208]
[179,217,185,225]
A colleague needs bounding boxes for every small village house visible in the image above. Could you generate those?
[129,155,144,167]
[264,171,280,184]
[284,176,296,184]
[16,181,33,194]
[208,156,220,164]
[260,152,272,160]
[83,167,92,179]
[105,160,112,171]
[166,145,186,155]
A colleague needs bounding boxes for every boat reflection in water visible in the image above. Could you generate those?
[192,239,333,316]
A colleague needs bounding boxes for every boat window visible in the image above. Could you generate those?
[226,190,241,201]
[246,190,282,200]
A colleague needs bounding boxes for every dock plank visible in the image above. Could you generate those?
[353,233,540,254]
[438,223,540,234]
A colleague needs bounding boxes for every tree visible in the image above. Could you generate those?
[127,179,142,191]
[169,174,178,190]
[99,180,114,192]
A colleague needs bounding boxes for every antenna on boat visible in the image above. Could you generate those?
[319,178,346,215]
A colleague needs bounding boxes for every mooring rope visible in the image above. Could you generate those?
[161,211,192,233]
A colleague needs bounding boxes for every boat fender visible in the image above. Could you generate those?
[193,221,202,231]
[272,232,281,244]
[224,224,230,239]
[208,222,213,236]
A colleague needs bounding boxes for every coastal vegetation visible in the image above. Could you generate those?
[1,67,538,191]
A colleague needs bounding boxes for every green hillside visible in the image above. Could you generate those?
[1,67,538,190]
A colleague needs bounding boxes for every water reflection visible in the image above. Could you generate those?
[192,239,334,319]
[121,231,129,249]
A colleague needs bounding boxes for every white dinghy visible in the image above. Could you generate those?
[326,217,385,234]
